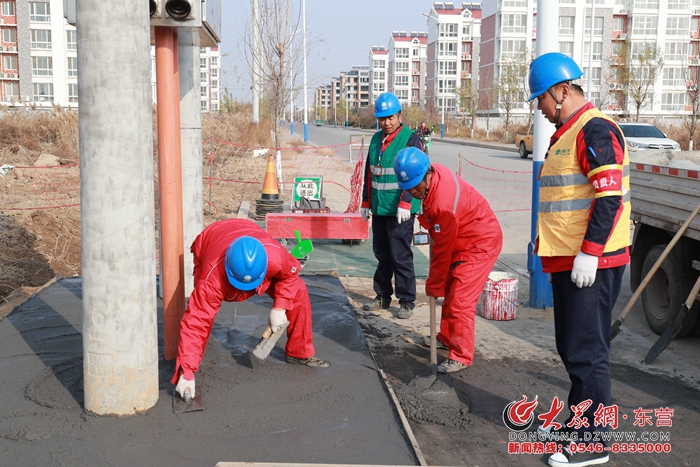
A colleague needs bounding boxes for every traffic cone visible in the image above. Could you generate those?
[261,155,279,200]
[255,155,284,220]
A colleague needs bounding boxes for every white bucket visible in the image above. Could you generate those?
[480,272,518,321]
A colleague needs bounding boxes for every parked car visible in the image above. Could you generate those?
[515,123,534,159]
[618,122,681,152]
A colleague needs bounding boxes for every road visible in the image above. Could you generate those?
[302,122,700,372]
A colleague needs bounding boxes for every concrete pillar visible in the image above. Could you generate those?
[78,0,158,415]
[178,29,204,298]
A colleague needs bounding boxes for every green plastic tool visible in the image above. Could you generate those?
[290,230,313,259]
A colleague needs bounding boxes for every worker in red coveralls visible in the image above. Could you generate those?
[393,147,503,374]
[172,219,329,401]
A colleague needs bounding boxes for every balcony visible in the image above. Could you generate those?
[461,53,472,60]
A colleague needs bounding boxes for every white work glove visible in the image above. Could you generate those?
[175,375,196,401]
[360,207,371,221]
[397,207,411,224]
[269,308,288,332]
[571,252,598,288]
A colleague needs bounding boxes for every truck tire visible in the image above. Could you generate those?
[519,142,529,159]
[641,245,698,337]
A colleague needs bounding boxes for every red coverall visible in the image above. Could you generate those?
[418,164,503,366]
[171,219,314,383]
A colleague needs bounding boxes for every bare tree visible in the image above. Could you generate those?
[457,76,479,138]
[496,51,530,141]
[682,60,700,150]
[620,42,664,121]
[239,0,303,149]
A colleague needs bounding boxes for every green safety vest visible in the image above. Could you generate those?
[367,126,421,216]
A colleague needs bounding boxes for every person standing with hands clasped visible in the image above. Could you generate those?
[360,92,423,319]
[527,53,631,467]
[393,147,503,374]
[172,219,329,402]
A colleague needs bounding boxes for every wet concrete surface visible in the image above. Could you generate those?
[0,276,417,466]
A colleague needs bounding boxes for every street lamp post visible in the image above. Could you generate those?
[346,85,349,127]
[441,93,445,139]
[302,0,309,143]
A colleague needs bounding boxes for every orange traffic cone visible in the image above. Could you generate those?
[261,155,279,200]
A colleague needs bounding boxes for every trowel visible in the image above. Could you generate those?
[172,383,204,413]
[252,321,290,361]
[290,230,313,260]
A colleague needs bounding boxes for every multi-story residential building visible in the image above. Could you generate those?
[388,30,428,108]
[480,0,700,122]
[368,45,388,104]
[425,2,482,115]
[314,83,331,121]
[341,65,370,109]
[1,0,219,111]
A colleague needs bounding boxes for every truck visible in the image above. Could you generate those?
[515,123,534,159]
[629,162,700,337]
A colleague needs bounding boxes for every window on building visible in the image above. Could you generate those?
[66,30,77,50]
[662,67,686,85]
[395,61,409,73]
[583,41,603,61]
[1,2,15,15]
[661,92,685,110]
[584,16,604,36]
[500,14,527,34]
[68,83,78,102]
[200,72,207,83]
[411,89,419,99]
[373,82,385,92]
[4,54,17,70]
[634,0,659,8]
[438,61,458,75]
[33,82,53,102]
[665,41,689,60]
[613,42,626,57]
[413,48,419,57]
[438,41,458,57]
[201,100,208,112]
[5,81,18,97]
[211,79,218,88]
[395,89,408,100]
[31,29,52,49]
[560,0,575,4]
[631,41,657,59]
[560,42,574,57]
[613,17,624,32]
[439,23,458,38]
[373,59,385,69]
[559,17,575,35]
[373,71,385,81]
[211,69,218,78]
[201,86,207,97]
[395,48,409,59]
[438,79,456,93]
[500,40,526,59]
[590,91,601,108]
[582,67,602,85]
[66,57,78,77]
[211,102,219,111]
[667,0,690,9]
[632,16,658,35]
[395,75,408,86]
[463,25,471,37]
[200,57,207,68]
[666,17,690,36]
[211,57,218,66]
[32,56,52,76]
[412,75,420,84]
[502,0,527,7]
[30,2,51,22]
[3,28,17,43]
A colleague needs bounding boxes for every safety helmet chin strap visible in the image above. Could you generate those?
[547,86,564,128]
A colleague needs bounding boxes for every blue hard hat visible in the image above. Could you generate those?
[374,92,402,118]
[394,147,430,190]
[225,236,267,291]
[527,52,583,101]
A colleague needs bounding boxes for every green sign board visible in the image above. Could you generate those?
[292,175,323,203]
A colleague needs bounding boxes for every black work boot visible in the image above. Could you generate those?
[363,295,391,311]
[397,299,414,319]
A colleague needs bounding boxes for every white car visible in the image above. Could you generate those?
[618,122,681,152]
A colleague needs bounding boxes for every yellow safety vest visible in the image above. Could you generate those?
[537,108,631,257]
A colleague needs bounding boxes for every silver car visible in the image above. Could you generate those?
[618,122,681,152]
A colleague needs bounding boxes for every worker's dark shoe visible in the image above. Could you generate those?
[537,424,573,442]
[397,299,414,319]
[547,443,609,467]
[423,335,449,350]
[285,355,330,368]
[437,358,468,374]
[363,295,391,311]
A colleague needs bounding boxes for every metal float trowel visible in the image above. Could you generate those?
[172,383,205,413]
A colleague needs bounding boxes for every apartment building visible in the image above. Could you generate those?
[0,0,219,111]
[314,83,331,121]
[480,0,700,121]
[425,2,482,114]
[368,45,388,104]
[387,30,428,108]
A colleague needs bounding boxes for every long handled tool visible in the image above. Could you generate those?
[429,296,437,376]
[611,198,700,340]
[644,273,700,364]
[252,321,289,361]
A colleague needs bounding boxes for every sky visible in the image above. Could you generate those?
[218,0,441,102]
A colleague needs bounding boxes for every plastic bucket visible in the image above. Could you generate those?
[480,272,518,320]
